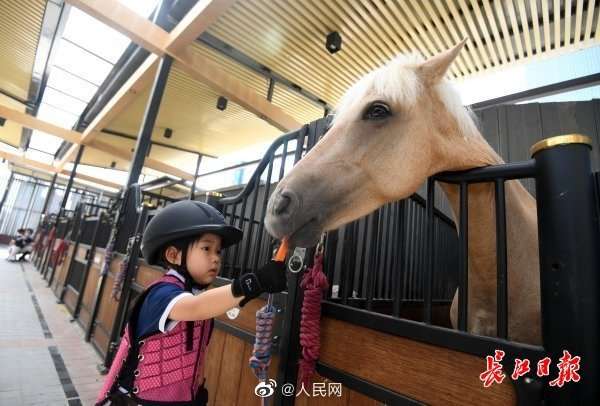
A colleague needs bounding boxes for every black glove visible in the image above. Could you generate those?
[231,260,287,306]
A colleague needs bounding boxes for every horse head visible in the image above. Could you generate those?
[266,41,497,247]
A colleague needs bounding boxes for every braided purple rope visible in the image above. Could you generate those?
[249,304,276,383]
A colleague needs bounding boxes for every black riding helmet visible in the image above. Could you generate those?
[141,200,242,266]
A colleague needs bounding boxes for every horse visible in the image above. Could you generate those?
[264,41,541,345]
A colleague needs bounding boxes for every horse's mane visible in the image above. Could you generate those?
[334,53,481,140]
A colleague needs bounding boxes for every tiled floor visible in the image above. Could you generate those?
[0,247,104,405]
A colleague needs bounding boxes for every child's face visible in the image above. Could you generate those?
[185,233,223,285]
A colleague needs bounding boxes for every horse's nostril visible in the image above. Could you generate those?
[274,193,292,215]
[273,190,299,217]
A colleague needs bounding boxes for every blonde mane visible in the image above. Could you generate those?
[334,54,481,141]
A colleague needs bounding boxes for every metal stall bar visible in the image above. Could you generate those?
[457,182,469,331]
[494,179,508,339]
[532,136,600,405]
[424,178,435,324]
[190,154,202,200]
[72,210,104,320]
[0,171,14,214]
[40,174,57,215]
[124,56,173,188]
[47,145,84,287]
[104,203,149,368]
[59,205,86,302]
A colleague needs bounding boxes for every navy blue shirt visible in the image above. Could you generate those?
[135,284,191,338]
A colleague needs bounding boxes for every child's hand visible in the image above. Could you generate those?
[254,261,287,292]
[231,260,288,306]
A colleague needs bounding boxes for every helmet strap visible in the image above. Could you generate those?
[175,244,194,352]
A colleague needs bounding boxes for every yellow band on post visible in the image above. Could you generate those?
[530,134,592,157]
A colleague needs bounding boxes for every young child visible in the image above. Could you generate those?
[97,201,287,405]
[6,228,25,262]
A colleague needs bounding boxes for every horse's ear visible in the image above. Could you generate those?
[417,39,467,84]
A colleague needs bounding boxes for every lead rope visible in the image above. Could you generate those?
[298,237,329,388]
[249,239,289,406]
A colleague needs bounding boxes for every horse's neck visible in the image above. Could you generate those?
[436,135,536,280]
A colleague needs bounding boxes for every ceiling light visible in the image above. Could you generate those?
[326,32,342,54]
[217,96,228,111]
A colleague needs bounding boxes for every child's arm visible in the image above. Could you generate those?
[169,285,243,321]
[168,261,288,322]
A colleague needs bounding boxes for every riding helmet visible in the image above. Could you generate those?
[141,200,242,265]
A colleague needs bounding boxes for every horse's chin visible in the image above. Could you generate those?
[287,219,323,248]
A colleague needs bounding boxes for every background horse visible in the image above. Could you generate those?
[265,42,541,344]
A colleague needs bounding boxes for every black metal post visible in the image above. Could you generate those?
[494,179,508,339]
[0,171,14,214]
[104,203,149,368]
[41,173,58,216]
[457,182,469,331]
[190,153,202,200]
[424,178,435,323]
[275,253,309,406]
[533,136,599,405]
[59,206,85,303]
[72,212,102,319]
[124,55,173,189]
[60,145,85,213]
[47,145,84,287]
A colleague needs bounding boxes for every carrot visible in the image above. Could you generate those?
[274,238,289,262]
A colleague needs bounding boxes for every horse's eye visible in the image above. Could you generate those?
[362,102,391,121]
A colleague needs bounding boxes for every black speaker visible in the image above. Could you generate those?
[326,31,342,54]
[217,96,228,111]
[163,128,173,138]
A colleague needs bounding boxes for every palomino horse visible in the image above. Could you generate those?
[265,42,541,345]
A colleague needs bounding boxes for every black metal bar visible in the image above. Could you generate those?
[322,301,545,363]
[278,138,288,181]
[231,192,248,279]
[365,211,381,311]
[100,129,215,158]
[470,72,600,111]
[316,363,424,406]
[457,182,469,331]
[358,216,369,299]
[266,77,274,102]
[59,207,85,302]
[73,212,104,319]
[199,32,333,111]
[0,171,14,214]
[494,179,508,339]
[42,173,58,214]
[424,178,435,324]
[47,145,84,287]
[252,156,274,272]
[434,160,536,184]
[340,222,356,305]
[392,200,405,317]
[125,55,173,188]
[533,141,600,405]
[241,175,261,274]
[59,145,85,212]
[189,154,202,200]
[274,255,305,406]
[105,204,149,368]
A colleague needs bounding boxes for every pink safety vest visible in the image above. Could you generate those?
[96,274,213,405]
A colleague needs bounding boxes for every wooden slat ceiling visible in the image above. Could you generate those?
[0,0,45,149]
[98,0,599,164]
[0,0,45,100]
[3,0,599,180]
